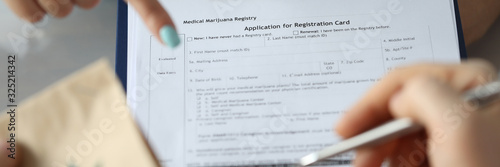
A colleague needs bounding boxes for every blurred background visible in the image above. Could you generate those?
[0,0,116,110]
[0,0,499,111]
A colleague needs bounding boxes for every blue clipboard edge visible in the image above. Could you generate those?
[115,0,128,91]
[115,0,468,91]
[454,0,468,60]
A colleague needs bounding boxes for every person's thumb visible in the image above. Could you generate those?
[389,75,473,133]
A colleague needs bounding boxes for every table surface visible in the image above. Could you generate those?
[0,1,499,110]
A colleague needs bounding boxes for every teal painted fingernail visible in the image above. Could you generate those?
[160,25,180,48]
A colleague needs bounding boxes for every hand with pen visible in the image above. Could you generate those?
[3,0,180,48]
[335,60,500,167]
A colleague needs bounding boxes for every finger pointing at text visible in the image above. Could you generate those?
[126,0,180,48]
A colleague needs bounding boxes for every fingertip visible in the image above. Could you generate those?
[160,25,181,48]
[17,10,46,23]
[37,0,74,18]
[353,149,373,167]
[22,13,46,24]
[354,148,388,167]
[334,111,356,138]
[335,106,394,139]
[334,119,358,139]
[75,0,100,10]
[334,103,375,138]
[4,0,46,23]
[128,0,177,46]
[53,6,74,18]
[354,141,398,167]
[28,11,47,23]
[333,115,346,136]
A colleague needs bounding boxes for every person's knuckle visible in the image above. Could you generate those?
[406,75,437,94]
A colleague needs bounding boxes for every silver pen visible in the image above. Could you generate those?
[300,81,500,166]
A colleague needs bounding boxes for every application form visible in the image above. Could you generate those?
[127,0,462,166]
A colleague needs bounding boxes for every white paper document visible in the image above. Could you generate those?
[127,0,462,166]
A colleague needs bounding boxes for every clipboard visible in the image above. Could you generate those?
[114,0,468,91]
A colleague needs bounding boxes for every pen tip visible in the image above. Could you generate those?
[300,153,318,166]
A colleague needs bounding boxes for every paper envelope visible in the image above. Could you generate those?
[0,59,159,167]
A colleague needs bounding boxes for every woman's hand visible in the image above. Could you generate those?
[335,60,500,166]
[3,0,180,48]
